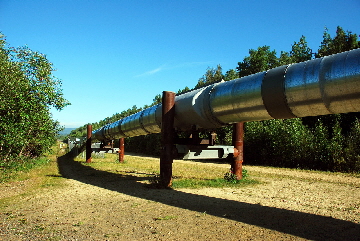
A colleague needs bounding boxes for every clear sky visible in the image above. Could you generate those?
[1,0,359,128]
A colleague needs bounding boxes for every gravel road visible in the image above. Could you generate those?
[0,153,359,240]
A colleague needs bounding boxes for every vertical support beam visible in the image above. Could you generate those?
[119,138,125,163]
[86,124,92,163]
[160,91,175,187]
[191,130,200,145]
[209,131,216,146]
[232,122,244,180]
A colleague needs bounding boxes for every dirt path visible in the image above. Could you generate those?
[0,154,359,240]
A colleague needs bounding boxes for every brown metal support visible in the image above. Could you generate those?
[160,91,175,187]
[86,124,92,163]
[190,130,200,145]
[232,122,244,180]
[119,138,125,163]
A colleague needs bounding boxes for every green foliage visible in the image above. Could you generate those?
[278,51,293,65]
[149,164,255,189]
[195,64,223,89]
[215,125,233,145]
[152,94,162,105]
[125,133,162,156]
[316,26,360,58]
[245,119,313,168]
[224,168,248,183]
[236,36,312,77]
[223,69,238,81]
[0,33,70,166]
[176,86,191,95]
[244,118,360,172]
[223,172,237,183]
[237,46,279,77]
[290,35,313,62]
[0,157,50,183]
[171,175,258,189]
[344,119,360,172]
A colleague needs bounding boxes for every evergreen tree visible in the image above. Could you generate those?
[317,26,360,57]
[177,86,191,95]
[152,94,162,105]
[290,35,313,62]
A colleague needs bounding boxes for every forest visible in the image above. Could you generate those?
[69,26,360,173]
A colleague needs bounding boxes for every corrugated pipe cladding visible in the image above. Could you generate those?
[93,48,360,141]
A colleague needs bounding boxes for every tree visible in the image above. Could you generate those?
[237,46,278,77]
[317,26,360,58]
[317,27,333,57]
[177,86,190,95]
[224,69,238,81]
[290,35,313,63]
[152,94,162,105]
[0,33,70,161]
[278,51,293,66]
[278,36,313,66]
[195,64,223,89]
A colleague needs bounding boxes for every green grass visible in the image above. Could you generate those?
[77,153,260,189]
[0,157,51,183]
[171,176,259,189]
[0,141,69,183]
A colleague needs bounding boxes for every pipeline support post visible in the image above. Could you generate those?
[160,91,175,187]
[86,124,92,163]
[232,122,244,179]
[119,138,125,163]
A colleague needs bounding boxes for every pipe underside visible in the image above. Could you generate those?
[93,48,360,141]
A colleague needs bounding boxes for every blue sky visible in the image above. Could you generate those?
[1,0,359,128]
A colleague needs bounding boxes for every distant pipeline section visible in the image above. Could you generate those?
[93,48,360,141]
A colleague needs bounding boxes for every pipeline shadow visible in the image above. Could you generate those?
[56,152,359,240]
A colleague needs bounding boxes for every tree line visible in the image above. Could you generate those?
[69,26,360,173]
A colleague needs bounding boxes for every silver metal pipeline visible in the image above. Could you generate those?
[93,48,360,141]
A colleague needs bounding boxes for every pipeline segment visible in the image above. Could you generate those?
[93,48,360,141]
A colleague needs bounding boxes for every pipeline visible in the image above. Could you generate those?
[93,48,360,141]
